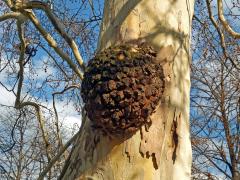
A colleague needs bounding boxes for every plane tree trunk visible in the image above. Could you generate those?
[60,0,194,179]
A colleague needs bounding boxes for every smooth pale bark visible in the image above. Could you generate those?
[60,0,194,179]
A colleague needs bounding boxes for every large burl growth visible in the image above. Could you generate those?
[81,45,165,137]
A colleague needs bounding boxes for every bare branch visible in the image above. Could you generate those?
[22,1,85,70]
[15,20,52,163]
[22,10,84,79]
[15,20,26,106]
[2,0,13,8]
[205,0,240,70]
[217,0,240,39]
[37,114,86,180]
[52,85,80,160]
[0,12,21,22]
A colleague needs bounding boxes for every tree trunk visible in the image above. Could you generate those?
[60,0,194,179]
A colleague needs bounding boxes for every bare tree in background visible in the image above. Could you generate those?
[191,0,240,179]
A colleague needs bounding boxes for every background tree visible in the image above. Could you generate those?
[191,0,239,179]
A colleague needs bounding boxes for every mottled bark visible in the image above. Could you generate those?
[60,0,194,179]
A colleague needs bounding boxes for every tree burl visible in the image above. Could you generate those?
[81,45,165,137]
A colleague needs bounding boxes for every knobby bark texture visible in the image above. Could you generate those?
[60,0,194,179]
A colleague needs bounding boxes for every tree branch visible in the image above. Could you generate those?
[15,20,52,163]
[22,10,84,79]
[52,85,80,160]
[0,12,21,22]
[217,0,240,39]
[2,0,13,8]
[205,0,240,70]
[37,114,86,180]
[22,1,85,71]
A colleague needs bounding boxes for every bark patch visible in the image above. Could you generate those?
[139,107,166,169]
[171,114,179,163]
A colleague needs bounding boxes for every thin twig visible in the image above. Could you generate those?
[38,114,86,180]
[22,1,86,71]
